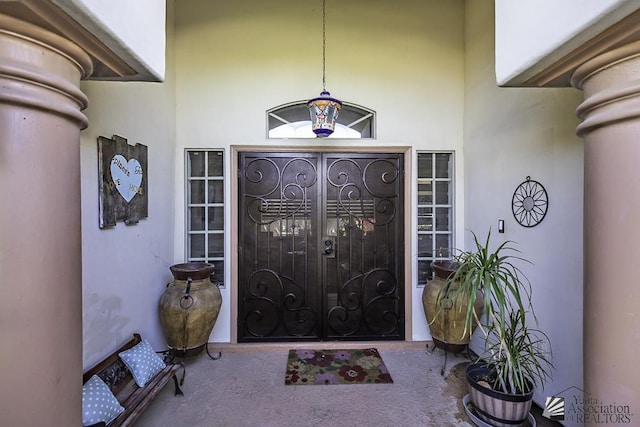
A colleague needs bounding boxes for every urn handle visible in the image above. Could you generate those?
[179,278,194,309]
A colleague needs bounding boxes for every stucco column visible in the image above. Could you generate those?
[572,41,640,420]
[0,14,91,426]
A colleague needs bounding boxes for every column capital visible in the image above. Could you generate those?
[571,40,640,137]
[0,13,91,128]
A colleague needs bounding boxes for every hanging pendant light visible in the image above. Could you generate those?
[308,0,342,138]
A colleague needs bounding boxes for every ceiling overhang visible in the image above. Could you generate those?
[0,0,162,81]
[503,8,640,88]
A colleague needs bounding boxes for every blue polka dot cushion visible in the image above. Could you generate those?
[82,375,124,426]
[118,338,166,387]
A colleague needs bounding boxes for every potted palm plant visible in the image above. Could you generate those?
[439,230,552,427]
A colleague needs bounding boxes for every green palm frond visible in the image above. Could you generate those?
[435,229,553,394]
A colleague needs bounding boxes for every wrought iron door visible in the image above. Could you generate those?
[238,152,404,342]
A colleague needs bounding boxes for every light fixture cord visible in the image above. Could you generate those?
[322,0,326,92]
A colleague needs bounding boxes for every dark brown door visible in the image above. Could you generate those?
[237,152,404,342]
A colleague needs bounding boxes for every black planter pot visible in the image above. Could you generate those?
[466,363,534,427]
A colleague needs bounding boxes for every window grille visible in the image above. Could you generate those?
[417,152,454,286]
[186,150,225,287]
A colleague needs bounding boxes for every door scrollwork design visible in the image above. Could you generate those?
[238,153,404,342]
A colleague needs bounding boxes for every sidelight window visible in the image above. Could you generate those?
[185,150,225,287]
[417,152,454,286]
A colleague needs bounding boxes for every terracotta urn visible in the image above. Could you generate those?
[422,260,483,353]
[159,262,222,356]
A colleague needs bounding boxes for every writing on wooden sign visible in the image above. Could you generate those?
[110,155,144,202]
[98,135,148,228]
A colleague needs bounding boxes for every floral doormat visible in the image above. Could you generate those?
[285,348,393,385]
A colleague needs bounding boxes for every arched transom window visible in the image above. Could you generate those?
[267,101,375,139]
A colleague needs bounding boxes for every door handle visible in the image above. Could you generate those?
[323,237,335,258]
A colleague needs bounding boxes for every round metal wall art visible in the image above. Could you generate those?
[512,176,548,227]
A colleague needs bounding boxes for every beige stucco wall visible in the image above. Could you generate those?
[465,0,584,419]
[80,1,177,369]
[78,5,586,408]
[173,0,466,342]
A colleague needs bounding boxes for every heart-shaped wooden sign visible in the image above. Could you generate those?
[110,154,143,203]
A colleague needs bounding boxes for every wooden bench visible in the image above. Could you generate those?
[83,333,184,427]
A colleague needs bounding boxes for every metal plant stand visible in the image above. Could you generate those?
[428,341,474,376]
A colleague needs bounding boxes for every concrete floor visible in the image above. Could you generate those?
[135,343,561,427]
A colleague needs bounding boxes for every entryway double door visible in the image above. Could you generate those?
[237,152,404,342]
